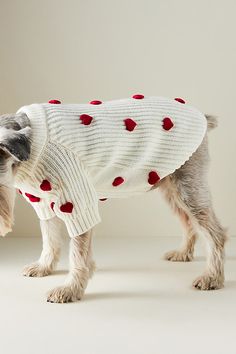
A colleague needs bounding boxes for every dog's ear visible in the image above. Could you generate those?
[0,115,31,161]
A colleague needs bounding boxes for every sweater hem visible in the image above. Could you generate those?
[61,203,101,238]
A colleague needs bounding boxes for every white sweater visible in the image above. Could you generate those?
[15,96,207,237]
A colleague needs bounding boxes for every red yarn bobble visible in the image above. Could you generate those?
[50,201,74,213]
[40,180,52,191]
[174,97,185,104]
[162,117,174,131]
[60,202,74,213]
[25,193,41,202]
[112,177,124,187]
[124,118,137,132]
[80,114,93,125]
[148,171,160,185]
[90,100,102,105]
[48,99,61,104]
[132,94,144,99]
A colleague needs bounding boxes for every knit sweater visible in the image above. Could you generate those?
[14,95,207,237]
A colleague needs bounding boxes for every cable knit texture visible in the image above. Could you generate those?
[14,96,207,237]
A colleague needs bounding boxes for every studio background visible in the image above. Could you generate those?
[0,0,235,238]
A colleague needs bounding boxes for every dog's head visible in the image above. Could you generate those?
[0,113,31,236]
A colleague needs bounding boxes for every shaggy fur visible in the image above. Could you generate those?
[0,112,227,302]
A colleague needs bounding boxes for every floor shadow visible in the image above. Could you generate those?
[97,258,205,272]
[193,256,205,262]
[225,256,236,261]
[51,269,68,276]
[96,265,169,273]
[224,280,236,289]
[84,291,160,302]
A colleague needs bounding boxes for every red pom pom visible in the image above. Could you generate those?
[99,198,107,201]
[80,114,93,125]
[112,177,124,187]
[50,202,55,211]
[124,118,137,132]
[18,189,22,194]
[48,99,61,104]
[132,94,144,99]
[25,193,41,202]
[60,202,73,213]
[174,97,185,104]
[89,100,102,105]
[148,171,160,185]
[40,179,52,191]
[162,117,174,131]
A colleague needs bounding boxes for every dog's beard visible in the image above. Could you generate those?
[0,185,15,236]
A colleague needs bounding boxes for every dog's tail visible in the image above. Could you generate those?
[205,115,218,131]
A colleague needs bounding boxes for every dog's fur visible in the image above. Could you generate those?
[0,112,227,302]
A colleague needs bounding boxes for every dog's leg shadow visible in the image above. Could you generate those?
[84,291,160,302]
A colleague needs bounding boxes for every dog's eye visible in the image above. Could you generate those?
[0,150,12,162]
[0,150,8,158]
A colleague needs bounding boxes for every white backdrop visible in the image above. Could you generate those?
[0,0,235,237]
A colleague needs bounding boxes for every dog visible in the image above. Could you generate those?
[0,95,227,303]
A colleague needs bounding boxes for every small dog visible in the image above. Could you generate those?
[0,96,227,303]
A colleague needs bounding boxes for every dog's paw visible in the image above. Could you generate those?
[47,286,83,303]
[22,262,52,277]
[192,274,224,290]
[164,250,193,262]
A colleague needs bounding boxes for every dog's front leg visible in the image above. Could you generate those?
[47,229,93,303]
[23,216,63,277]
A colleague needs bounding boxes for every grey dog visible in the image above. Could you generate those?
[0,111,227,303]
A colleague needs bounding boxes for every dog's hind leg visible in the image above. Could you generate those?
[160,136,227,290]
[23,216,63,277]
[152,170,198,262]
[162,184,197,262]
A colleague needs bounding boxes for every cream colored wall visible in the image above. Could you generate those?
[0,0,235,237]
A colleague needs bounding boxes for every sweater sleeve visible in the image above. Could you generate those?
[35,143,101,238]
[20,192,55,220]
